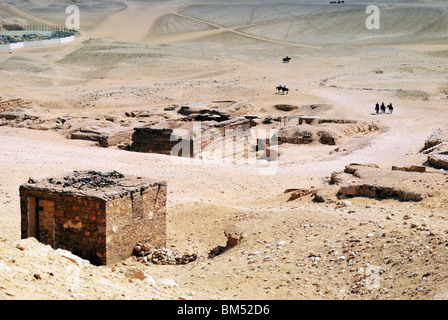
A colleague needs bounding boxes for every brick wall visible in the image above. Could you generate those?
[130,119,251,158]
[20,180,167,265]
[105,184,167,265]
[130,127,194,157]
[20,186,107,265]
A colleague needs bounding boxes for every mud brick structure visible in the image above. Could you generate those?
[130,116,252,158]
[422,129,448,170]
[69,125,134,148]
[131,127,195,157]
[19,170,167,265]
[276,119,378,146]
[424,129,448,150]
[0,97,32,114]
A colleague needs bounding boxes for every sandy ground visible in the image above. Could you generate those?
[0,0,448,301]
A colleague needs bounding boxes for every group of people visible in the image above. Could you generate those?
[375,102,393,114]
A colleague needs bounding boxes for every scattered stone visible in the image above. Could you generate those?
[124,266,155,284]
[55,249,91,268]
[337,200,351,208]
[224,224,246,247]
[313,192,326,203]
[157,278,178,288]
[392,165,426,173]
[337,184,426,202]
[284,188,316,201]
[208,245,226,258]
[133,244,197,265]
[274,104,298,112]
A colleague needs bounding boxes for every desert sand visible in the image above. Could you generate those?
[0,0,448,301]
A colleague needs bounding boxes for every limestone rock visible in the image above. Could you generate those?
[55,249,91,268]
[224,224,246,247]
[124,266,155,285]
[157,278,178,288]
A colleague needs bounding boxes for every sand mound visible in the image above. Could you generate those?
[0,56,51,74]
[395,89,430,101]
[56,41,164,66]
[3,0,127,27]
[415,10,448,38]
[0,236,194,300]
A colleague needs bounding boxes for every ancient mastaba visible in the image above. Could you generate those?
[19,170,167,265]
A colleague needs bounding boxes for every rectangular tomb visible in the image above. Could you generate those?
[19,170,167,265]
[130,117,252,158]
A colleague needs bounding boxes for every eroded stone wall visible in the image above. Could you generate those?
[105,184,167,265]
[20,187,107,265]
[130,118,251,158]
[130,127,194,157]
[20,180,167,265]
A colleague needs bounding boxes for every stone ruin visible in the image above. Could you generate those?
[0,96,165,149]
[0,97,32,114]
[130,122,195,157]
[421,129,448,170]
[19,170,167,265]
[132,223,248,265]
[208,224,246,258]
[0,97,67,129]
[131,117,255,158]
[69,124,135,148]
[132,243,197,265]
[275,117,379,146]
[330,163,431,202]
[283,162,447,205]
[130,102,256,159]
[0,97,38,126]
[128,102,378,160]
[1,96,380,154]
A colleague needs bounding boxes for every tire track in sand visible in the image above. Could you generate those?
[169,12,322,49]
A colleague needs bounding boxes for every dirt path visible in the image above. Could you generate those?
[154,12,322,48]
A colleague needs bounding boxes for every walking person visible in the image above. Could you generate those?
[388,102,393,114]
[375,102,379,115]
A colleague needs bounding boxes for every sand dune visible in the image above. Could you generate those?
[0,1,56,26]
[0,0,127,27]
[88,1,188,42]
[222,4,448,45]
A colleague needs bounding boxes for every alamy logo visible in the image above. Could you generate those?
[66,5,80,30]
[366,5,380,30]
[364,265,382,290]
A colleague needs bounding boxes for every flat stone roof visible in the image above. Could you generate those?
[20,170,166,200]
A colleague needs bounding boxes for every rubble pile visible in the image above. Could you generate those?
[423,129,448,150]
[209,224,246,258]
[421,129,448,170]
[0,97,32,113]
[44,170,125,190]
[133,244,198,265]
